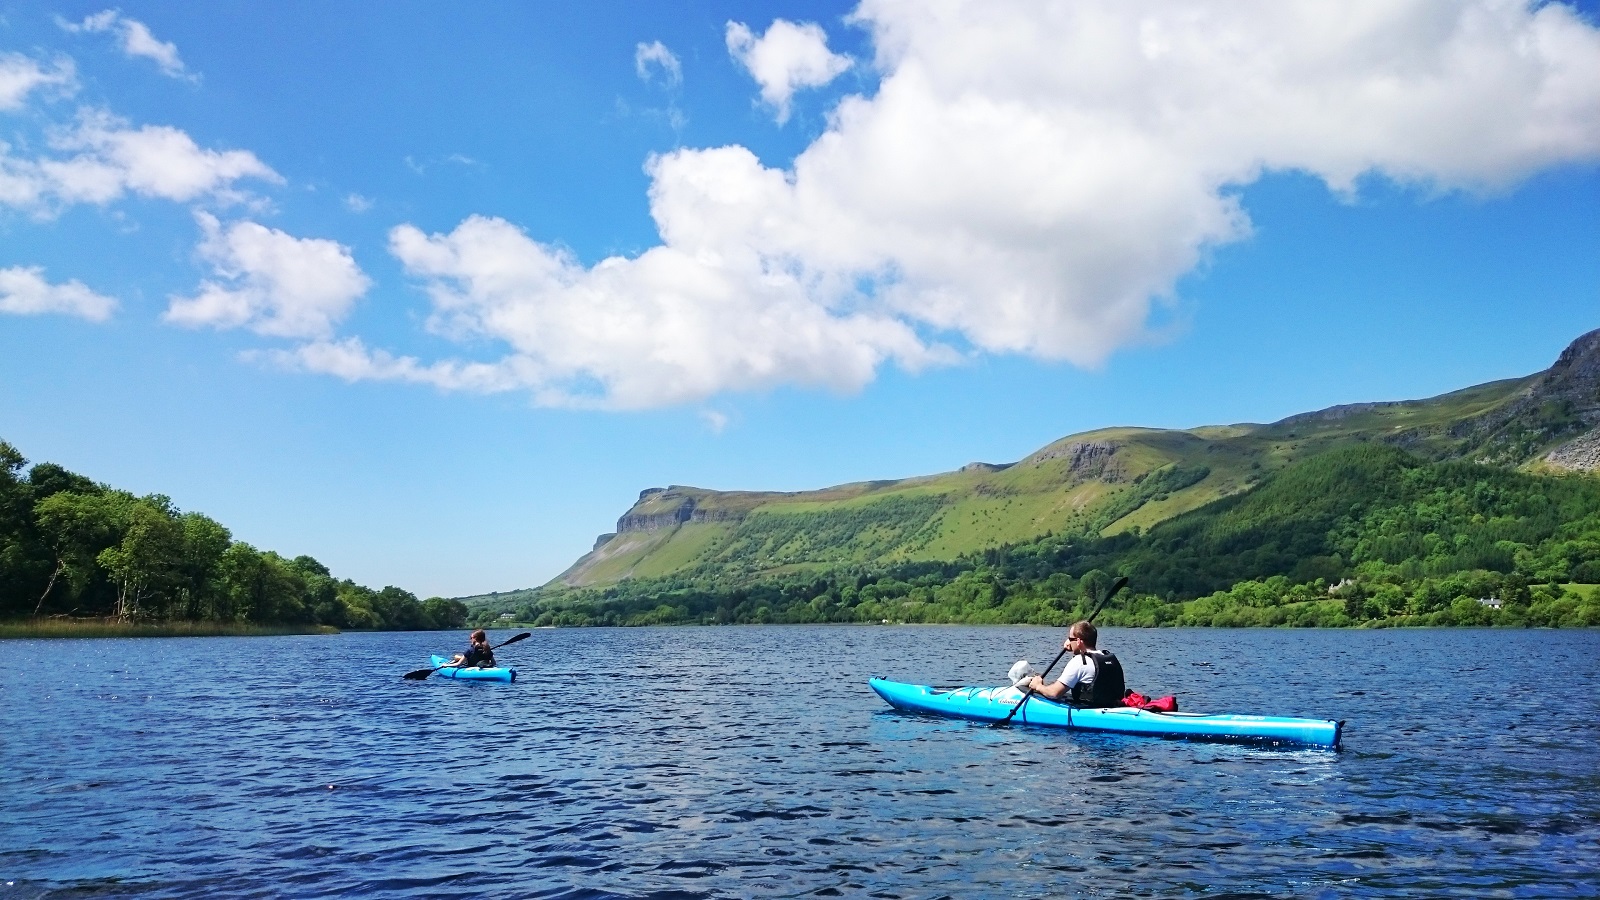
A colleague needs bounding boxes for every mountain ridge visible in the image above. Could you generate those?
[473,328,1597,601]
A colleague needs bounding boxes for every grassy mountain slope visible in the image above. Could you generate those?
[462,328,1595,605]
[467,440,1600,628]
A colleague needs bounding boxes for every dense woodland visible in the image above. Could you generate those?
[0,440,467,630]
[477,446,1600,629]
[5,433,1596,632]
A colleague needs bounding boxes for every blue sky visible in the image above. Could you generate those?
[2,1,1597,599]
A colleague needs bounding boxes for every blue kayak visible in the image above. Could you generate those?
[870,677,1341,748]
[430,655,516,683]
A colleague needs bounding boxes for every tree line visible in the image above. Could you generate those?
[477,445,1600,628]
[0,440,466,630]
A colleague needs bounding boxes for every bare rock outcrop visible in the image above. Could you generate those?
[1450,328,1600,462]
[616,488,748,533]
[1022,440,1122,481]
[1545,428,1600,472]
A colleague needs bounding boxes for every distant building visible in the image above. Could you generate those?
[497,612,515,620]
[1329,579,1355,594]
[1476,597,1503,609]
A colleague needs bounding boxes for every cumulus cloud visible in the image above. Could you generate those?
[61,10,194,80]
[339,0,1600,410]
[726,19,853,123]
[0,111,280,212]
[0,265,116,321]
[356,214,938,409]
[635,41,682,86]
[165,212,371,339]
[0,53,77,110]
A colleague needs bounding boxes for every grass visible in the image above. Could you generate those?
[491,373,1549,594]
[0,618,339,639]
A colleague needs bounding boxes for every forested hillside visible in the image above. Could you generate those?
[459,329,1599,629]
[471,445,1600,629]
[0,440,466,630]
[542,329,1597,593]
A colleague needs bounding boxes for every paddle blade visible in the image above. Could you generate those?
[402,667,436,680]
[498,631,533,647]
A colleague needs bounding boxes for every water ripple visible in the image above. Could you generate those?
[1,627,1597,898]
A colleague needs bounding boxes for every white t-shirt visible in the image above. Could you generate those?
[1053,652,1099,692]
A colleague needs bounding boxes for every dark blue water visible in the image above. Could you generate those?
[2,627,1596,898]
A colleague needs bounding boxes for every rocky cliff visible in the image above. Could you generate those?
[1455,328,1600,469]
[615,487,760,534]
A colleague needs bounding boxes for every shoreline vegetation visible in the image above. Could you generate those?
[2,439,471,635]
[468,446,1600,630]
[10,427,1600,637]
[0,618,340,639]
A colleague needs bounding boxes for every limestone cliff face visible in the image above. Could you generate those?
[1453,328,1600,466]
[615,488,749,534]
[1022,440,1123,481]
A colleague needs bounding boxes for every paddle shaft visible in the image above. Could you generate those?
[995,576,1128,725]
[403,631,531,680]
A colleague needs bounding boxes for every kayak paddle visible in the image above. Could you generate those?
[402,631,532,680]
[993,576,1128,726]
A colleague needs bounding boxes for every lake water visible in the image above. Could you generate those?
[2,626,1596,899]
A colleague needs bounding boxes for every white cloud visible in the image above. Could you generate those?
[345,192,373,213]
[329,0,1600,410]
[165,212,370,339]
[0,53,77,110]
[700,409,730,433]
[0,265,116,321]
[635,41,682,86]
[726,19,853,123]
[61,10,194,80]
[0,111,280,212]
[322,214,938,409]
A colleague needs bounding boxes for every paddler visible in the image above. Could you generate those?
[1021,620,1126,707]
[442,628,497,669]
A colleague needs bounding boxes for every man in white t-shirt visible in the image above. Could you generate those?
[1023,620,1125,707]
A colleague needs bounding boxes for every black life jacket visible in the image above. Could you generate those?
[463,645,496,667]
[1069,650,1126,708]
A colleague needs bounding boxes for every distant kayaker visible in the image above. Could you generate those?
[1022,620,1126,707]
[443,629,497,669]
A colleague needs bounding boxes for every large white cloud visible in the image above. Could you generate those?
[0,53,77,111]
[345,0,1600,409]
[1,111,280,212]
[165,213,371,339]
[0,265,116,321]
[726,19,853,123]
[344,214,938,408]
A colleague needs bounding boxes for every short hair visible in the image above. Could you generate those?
[470,629,488,642]
[1070,620,1098,648]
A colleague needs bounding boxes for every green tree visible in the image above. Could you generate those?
[32,491,119,616]
[0,442,45,618]
[96,493,184,620]
[423,596,469,629]
[171,513,232,619]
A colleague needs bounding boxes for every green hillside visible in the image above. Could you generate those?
[469,441,1600,629]
[460,327,1599,625]
[533,369,1546,592]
